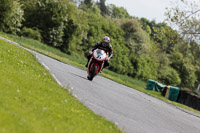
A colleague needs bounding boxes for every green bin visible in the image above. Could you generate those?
[165,86,180,101]
[146,79,157,91]
[155,82,165,92]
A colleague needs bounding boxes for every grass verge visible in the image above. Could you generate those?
[0,39,121,133]
[0,32,200,115]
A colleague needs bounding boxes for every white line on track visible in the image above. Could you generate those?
[52,73,62,86]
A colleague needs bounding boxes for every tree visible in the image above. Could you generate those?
[120,19,151,56]
[195,67,200,89]
[165,0,200,44]
[84,0,93,8]
[0,0,24,34]
[140,18,182,54]
[107,4,130,18]
[79,0,101,14]
[158,66,181,86]
[22,0,69,46]
[97,0,108,16]
[170,51,197,89]
[151,23,180,54]
[139,18,152,35]
[135,56,158,81]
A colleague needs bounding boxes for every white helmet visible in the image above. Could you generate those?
[102,36,110,43]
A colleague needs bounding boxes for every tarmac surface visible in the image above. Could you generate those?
[36,52,200,133]
[1,36,200,133]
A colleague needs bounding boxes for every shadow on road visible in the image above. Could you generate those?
[69,72,88,80]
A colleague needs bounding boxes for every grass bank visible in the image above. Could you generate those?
[0,32,199,115]
[0,39,121,133]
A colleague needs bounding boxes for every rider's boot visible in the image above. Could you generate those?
[100,65,105,73]
[100,61,109,73]
[85,62,88,68]
[86,55,91,68]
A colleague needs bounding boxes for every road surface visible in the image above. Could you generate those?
[1,36,200,133]
[36,52,200,133]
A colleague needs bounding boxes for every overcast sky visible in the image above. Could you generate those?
[106,0,173,23]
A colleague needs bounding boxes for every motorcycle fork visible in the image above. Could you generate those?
[88,58,93,71]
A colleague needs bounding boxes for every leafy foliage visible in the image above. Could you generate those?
[96,0,108,16]
[1,0,200,91]
[84,0,93,8]
[0,0,24,34]
[21,27,41,41]
[107,4,130,18]
[120,19,151,56]
[129,55,158,81]
[165,0,200,44]
[158,66,181,86]
[22,0,69,46]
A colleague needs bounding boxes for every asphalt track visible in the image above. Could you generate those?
[35,52,200,133]
[1,37,200,133]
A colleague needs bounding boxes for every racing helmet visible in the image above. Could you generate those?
[102,36,110,43]
[102,36,110,46]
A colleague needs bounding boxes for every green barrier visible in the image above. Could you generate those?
[165,86,180,102]
[146,79,164,92]
[155,82,165,92]
[146,79,157,91]
[146,79,180,102]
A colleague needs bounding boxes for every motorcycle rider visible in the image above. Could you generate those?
[86,36,113,71]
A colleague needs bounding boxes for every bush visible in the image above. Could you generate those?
[21,27,41,41]
[0,0,24,34]
[129,55,158,81]
[158,66,181,86]
[22,0,69,46]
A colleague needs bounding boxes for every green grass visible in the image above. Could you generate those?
[0,32,86,68]
[1,32,200,115]
[0,40,121,133]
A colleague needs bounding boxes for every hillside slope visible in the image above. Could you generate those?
[0,39,121,133]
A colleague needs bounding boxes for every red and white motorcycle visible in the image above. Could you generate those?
[87,49,108,81]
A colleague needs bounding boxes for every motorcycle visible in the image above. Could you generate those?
[87,49,108,81]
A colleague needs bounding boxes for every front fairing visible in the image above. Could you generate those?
[93,49,107,62]
[87,49,107,75]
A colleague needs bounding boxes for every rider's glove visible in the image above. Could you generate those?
[89,51,93,55]
[106,57,110,61]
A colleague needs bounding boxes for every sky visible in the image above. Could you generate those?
[106,0,173,23]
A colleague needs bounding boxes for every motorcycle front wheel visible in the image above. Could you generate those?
[87,65,98,81]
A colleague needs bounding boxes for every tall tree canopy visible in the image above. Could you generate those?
[97,0,108,16]
[107,4,130,18]
[1,0,200,91]
[165,0,200,44]
[0,0,24,34]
